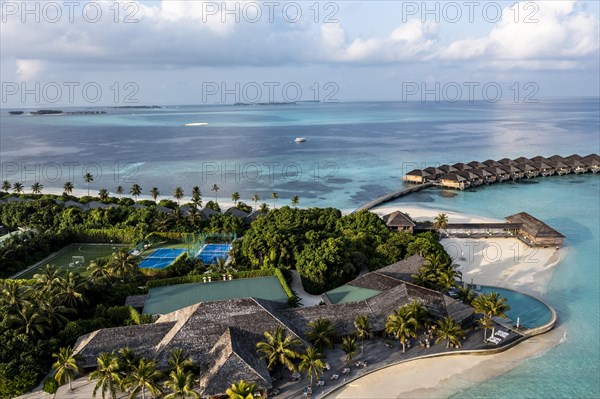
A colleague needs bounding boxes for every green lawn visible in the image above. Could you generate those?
[17,244,127,279]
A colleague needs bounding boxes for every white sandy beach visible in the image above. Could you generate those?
[332,205,566,399]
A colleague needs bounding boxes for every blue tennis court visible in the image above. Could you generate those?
[139,248,186,269]
[197,243,232,264]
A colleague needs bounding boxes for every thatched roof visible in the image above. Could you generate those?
[348,273,402,291]
[73,322,177,368]
[382,211,415,228]
[224,207,250,219]
[373,255,425,284]
[243,210,266,225]
[438,165,457,173]
[498,158,517,166]
[198,327,271,398]
[125,294,148,309]
[513,157,533,164]
[506,212,564,238]
[200,208,220,220]
[452,163,472,171]
[440,173,467,182]
[548,155,567,162]
[483,159,502,167]
[406,169,430,177]
[530,156,550,163]
[467,161,485,169]
[423,167,443,176]
[566,154,583,161]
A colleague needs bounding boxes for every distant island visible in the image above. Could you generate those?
[19,110,107,116]
[110,105,163,109]
[234,100,320,106]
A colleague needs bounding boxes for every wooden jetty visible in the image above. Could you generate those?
[353,182,433,213]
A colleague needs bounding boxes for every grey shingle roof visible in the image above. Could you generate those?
[505,212,565,238]
[382,211,415,228]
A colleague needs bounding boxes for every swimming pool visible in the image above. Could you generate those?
[197,243,232,264]
[477,286,553,329]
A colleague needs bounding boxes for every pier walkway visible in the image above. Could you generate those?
[353,182,434,213]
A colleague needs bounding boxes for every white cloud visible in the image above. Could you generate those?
[438,1,599,69]
[15,59,45,80]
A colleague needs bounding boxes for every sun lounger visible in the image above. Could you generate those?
[487,336,502,344]
[496,330,509,338]
[317,380,325,386]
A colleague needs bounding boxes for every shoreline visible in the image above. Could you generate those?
[332,204,566,399]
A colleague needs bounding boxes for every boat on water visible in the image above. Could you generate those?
[295,137,307,142]
[184,122,208,127]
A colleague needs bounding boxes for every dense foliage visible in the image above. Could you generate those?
[236,207,446,294]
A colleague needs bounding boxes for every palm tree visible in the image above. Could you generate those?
[56,272,87,308]
[191,186,202,209]
[12,181,24,194]
[231,192,240,206]
[457,286,475,305]
[226,380,256,399]
[118,347,139,373]
[251,194,260,209]
[473,292,511,337]
[84,172,94,196]
[340,337,359,365]
[256,325,301,372]
[405,300,429,330]
[306,318,336,352]
[116,185,124,198]
[89,352,122,399]
[0,279,31,308]
[124,358,163,399]
[385,306,418,353]
[477,315,494,342]
[87,260,112,284]
[37,298,74,331]
[259,203,269,213]
[168,348,194,373]
[98,188,109,201]
[9,303,48,337]
[63,181,74,195]
[108,250,139,281]
[291,196,299,207]
[211,184,220,203]
[130,184,142,202]
[433,213,449,235]
[271,192,278,209]
[173,187,184,205]
[164,369,200,399]
[150,187,160,203]
[437,268,459,293]
[298,347,325,387]
[31,182,43,194]
[435,317,465,348]
[33,265,62,297]
[52,347,83,392]
[354,315,372,348]
[1,180,10,192]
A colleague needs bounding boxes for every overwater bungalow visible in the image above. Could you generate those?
[506,212,565,247]
[531,162,555,176]
[438,164,458,173]
[485,166,510,181]
[439,173,469,190]
[403,169,431,184]
[498,165,523,180]
[423,166,444,180]
[470,168,496,184]
[382,211,416,233]
[457,171,483,186]
[517,163,539,178]
[583,154,600,173]
[547,160,571,175]
[564,158,588,174]
[452,162,472,171]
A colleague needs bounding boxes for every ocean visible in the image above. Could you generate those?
[1,99,599,397]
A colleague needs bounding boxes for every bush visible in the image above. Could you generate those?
[43,377,58,394]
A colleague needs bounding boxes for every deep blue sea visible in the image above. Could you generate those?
[1,99,599,397]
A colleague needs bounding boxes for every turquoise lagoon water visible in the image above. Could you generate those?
[392,175,599,398]
[1,99,599,396]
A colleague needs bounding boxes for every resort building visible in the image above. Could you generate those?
[439,173,469,190]
[505,212,565,247]
[73,256,473,398]
[381,210,416,233]
[402,154,598,190]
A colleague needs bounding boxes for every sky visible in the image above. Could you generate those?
[0,0,599,106]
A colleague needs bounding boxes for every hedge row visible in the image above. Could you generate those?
[146,268,294,299]
[69,226,142,244]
